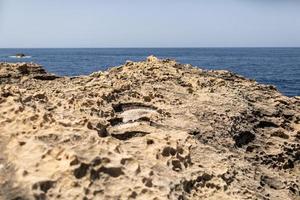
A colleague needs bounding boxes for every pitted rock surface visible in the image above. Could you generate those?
[0,57,299,200]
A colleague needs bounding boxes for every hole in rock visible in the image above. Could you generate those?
[111,131,150,140]
[234,131,255,147]
[112,102,157,113]
[74,163,90,179]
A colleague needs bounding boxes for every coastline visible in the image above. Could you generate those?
[1,48,299,97]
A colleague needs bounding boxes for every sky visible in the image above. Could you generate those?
[0,0,300,48]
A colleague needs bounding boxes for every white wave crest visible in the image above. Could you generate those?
[9,56,32,59]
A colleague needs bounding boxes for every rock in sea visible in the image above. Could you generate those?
[15,53,26,58]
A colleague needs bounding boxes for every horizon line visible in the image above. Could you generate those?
[1,47,300,49]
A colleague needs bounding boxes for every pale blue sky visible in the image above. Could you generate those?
[0,0,300,48]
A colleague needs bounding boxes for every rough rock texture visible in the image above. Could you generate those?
[0,57,299,200]
[0,62,59,84]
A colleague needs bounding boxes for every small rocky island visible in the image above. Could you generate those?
[15,53,27,58]
[0,56,299,200]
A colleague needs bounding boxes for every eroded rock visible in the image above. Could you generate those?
[0,58,299,200]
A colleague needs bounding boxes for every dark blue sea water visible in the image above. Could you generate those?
[0,48,299,97]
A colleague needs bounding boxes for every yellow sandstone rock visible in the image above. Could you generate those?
[0,58,299,200]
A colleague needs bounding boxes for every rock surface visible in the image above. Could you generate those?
[0,62,59,84]
[0,57,299,200]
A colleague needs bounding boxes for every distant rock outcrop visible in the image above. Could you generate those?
[15,53,26,58]
[0,57,299,200]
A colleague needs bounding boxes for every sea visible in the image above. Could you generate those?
[0,48,299,97]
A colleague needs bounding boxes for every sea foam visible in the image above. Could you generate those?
[9,56,32,58]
